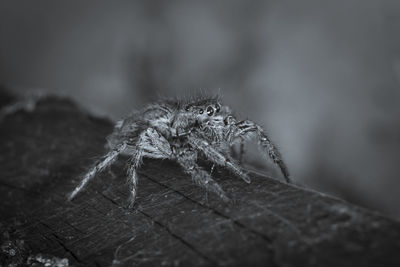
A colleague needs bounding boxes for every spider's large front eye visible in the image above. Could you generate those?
[185,105,190,111]
[215,103,221,113]
[206,106,214,116]
[199,108,204,114]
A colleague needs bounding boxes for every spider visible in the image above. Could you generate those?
[68,94,290,206]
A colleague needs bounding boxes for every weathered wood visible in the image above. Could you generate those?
[1,92,400,266]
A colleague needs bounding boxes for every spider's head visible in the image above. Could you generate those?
[183,98,228,125]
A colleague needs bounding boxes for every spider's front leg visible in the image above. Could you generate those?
[232,120,291,183]
[127,128,172,207]
[174,148,229,202]
[186,134,251,184]
[68,142,128,200]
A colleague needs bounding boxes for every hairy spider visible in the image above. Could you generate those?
[68,95,290,206]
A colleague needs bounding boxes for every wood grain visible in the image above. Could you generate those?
[1,92,399,266]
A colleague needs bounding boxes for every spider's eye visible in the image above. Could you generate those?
[185,105,190,111]
[199,108,204,114]
[215,103,221,113]
[206,106,214,116]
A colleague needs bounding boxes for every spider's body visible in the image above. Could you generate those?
[68,95,290,205]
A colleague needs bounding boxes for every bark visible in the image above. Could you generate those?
[0,91,399,267]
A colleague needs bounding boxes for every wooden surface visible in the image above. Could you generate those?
[1,93,400,267]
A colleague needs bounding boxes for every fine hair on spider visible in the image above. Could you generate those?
[68,92,291,207]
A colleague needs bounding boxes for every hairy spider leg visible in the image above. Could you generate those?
[186,135,251,184]
[127,128,172,207]
[232,120,291,183]
[68,142,128,201]
[175,149,229,202]
[127,149,141,207]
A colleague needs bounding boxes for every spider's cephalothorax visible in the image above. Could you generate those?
[68,95,290,206]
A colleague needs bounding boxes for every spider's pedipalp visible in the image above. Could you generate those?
[68,142,128,201]
[187,134,251,184]
[175,149,229,202]
[232,120,291,183]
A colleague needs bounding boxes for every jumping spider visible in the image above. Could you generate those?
[68,95,290,205]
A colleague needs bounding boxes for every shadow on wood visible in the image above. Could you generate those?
[0,90,400,266]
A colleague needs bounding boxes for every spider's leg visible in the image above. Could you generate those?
[210,163,215,175]
[186,136,251,184]
[68,142,128,200]
[127,128,172,207]
[232,120,291,183]
[175,149,229,202]
[126,149,141,208]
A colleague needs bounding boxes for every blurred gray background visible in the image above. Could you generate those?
[1,0,400,217]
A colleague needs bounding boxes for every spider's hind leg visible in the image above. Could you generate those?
[234,120,291,183]
[68,142,128,200]
[126,150,141,208]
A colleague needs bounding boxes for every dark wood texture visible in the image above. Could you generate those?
[1,93,400,267]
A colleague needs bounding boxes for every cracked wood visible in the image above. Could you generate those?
[1,92,400,267]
